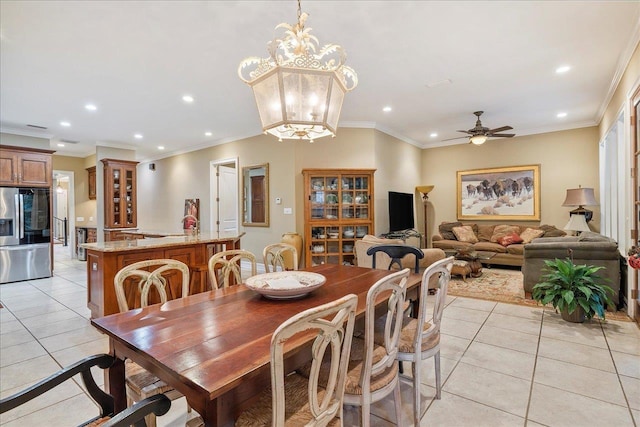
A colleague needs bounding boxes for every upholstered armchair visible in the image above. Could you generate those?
[522,231,621,307]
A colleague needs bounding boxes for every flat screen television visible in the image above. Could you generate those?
[388,191,415,232]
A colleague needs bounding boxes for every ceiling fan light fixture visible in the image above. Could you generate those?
[238,0,357,143]
[470,135,488,145]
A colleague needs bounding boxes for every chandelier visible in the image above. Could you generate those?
[238,0,358,143]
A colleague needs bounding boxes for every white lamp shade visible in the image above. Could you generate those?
[564,214,590,232]
[562,188,598,206]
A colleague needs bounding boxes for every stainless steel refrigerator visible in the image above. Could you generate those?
[0,187,52,283]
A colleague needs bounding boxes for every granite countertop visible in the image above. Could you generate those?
[80,231,245,252]
[120,229,188,237]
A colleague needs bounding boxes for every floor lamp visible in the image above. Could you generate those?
[416,185,434,248]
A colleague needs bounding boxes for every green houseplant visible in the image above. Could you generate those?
[532,256,614,322]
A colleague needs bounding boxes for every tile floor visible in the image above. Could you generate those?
[1,244,639,426]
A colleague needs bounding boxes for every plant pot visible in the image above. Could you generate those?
[560,306,586,323]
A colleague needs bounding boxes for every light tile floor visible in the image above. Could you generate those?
[1,244,639,426]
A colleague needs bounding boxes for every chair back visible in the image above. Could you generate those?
[263,242,298,272]
[361,269,409,390]
[366,244,424,273]
[208,249,257,289]
[271,294,358,426]
[114,259,190,313]
[414,256,454,350]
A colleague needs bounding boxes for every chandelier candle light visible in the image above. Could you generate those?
[238,0,358,142]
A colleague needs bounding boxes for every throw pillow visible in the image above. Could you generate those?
[452,225,478,243]
[439,221,462,240]
[477,224,495,242]
[519,227,545,244]
[490,225,520,243]
[539,224,567,237]
[497,232,524,246]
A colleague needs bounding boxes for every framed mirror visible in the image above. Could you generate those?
[242,163,269,227]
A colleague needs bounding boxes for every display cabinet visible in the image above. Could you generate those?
[86,166,96,200]
[303,169,375,267]
[101,159,138,229]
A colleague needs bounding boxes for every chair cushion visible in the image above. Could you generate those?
[235,373,340,427]
[473,241,508,253]
[125,361,174,396]
[373,316,439,353]
[506,243,525,255]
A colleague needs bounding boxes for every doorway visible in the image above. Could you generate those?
[209,158,238,234]
[53,170,75,258]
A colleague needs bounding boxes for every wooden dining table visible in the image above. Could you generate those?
[91,264,422,427]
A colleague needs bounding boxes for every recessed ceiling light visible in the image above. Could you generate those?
[182,95,194,103]
[57,143,65,147]
[60,121,71,127]
[85,104,97,111]
[430,132,438,138]
[205,131,212,137]
[382,106,392,112]
[557,112,567,118]
[158,146,165,150]
[556,65,571,74]
[134,133,143,139]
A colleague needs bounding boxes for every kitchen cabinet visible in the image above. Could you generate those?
[101,159,138,229]
[0,145,54,187]
[86,166,96,200]
[303,169,375,267]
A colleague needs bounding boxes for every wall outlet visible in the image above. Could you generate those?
[77,216,84,222]
[284,207,292,214]
[89,216,94,222]
[275,197,282,205]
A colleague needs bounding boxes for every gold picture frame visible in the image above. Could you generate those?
[457,164,540,221]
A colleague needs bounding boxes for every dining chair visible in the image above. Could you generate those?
[394,256,453,423]
[263,242,298,272]
[188,294,358,427]
[114,259,191,427]
[0,353,171,427]
[366,244,425,273]
[343,268,410,426]
[208,249,257,289]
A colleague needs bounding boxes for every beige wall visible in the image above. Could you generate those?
[421,126,600,234]
[52,154,96,226]
[600,41,640,138]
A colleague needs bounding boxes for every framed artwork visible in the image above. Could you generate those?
[183,198,200,230]
[457,164,540,221]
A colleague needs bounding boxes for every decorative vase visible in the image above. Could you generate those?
[281,232,303,270]
[560,306,586,323]
[628,255,640,270]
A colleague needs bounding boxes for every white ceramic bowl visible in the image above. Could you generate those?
[343,230,355,238]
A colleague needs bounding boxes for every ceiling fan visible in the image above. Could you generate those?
[445,111,515,145]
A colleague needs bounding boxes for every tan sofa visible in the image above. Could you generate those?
[432,222,567,267]
[354,235,446,288]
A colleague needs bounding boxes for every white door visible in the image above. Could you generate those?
[210,159,238,233]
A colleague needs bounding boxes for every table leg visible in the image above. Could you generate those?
[104,348,126,413]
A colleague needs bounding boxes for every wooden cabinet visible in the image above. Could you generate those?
[102,159,138,229]
[0,145,54,187]
[104,230,144,241]
[303,169,375,267]
[86,166,96,200]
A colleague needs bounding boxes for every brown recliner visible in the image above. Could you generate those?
[522,231,621,307]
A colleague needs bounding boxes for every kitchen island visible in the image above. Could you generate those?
[81,231,244,318]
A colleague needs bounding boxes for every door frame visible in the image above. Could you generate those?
[209,158,238,233]
[53,170,75,258]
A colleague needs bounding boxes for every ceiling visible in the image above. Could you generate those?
[1,1,639,161]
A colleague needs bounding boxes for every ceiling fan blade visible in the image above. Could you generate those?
[489,133,515,138]
[456,130,473,135]
[442,136,469,141]
[487,126,513,133]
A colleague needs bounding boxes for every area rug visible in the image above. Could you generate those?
[448,268,632,322]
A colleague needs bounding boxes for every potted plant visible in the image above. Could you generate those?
[532,255,614,323]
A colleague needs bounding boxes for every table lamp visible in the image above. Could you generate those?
[416,185,434,247]
[561,186,598,222]
[564,214,590,235]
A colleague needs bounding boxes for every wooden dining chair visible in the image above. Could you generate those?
[343,268,409,426]
[114,259,191,427]
[207,249,257,289]
[395,256,453,423]
[263,242,298,272]
[188,294,358,427]
[0,353,171,427]
[366,244,425,273]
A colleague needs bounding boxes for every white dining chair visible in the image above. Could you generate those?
[207,249,257,289]
[263,242,298,272]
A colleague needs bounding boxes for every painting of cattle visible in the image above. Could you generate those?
[457,165,540,220]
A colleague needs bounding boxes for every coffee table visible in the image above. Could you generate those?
[450,249,496,278]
